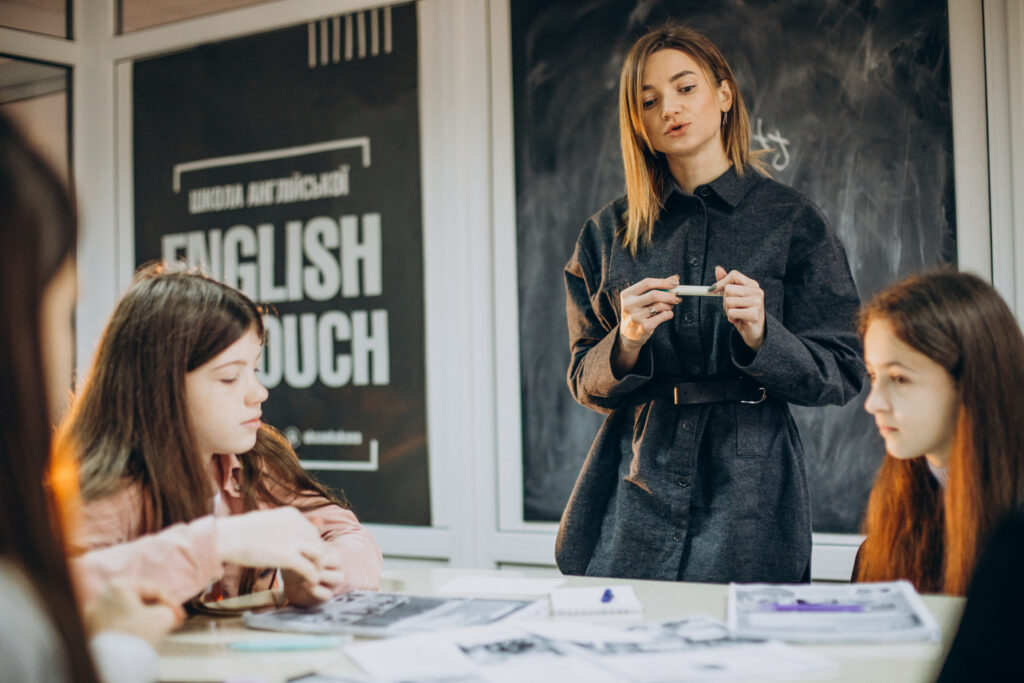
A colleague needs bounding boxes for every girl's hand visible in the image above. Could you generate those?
[711,265,765,351]
[618,275,682,349]
[282,548,349,606]
[216,507,327,587]
[84,578,184,643]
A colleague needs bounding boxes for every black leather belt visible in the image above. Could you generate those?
[644,378,767,405]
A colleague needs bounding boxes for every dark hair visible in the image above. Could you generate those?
[61,264,265,531]
[856,269,1024,594]
[0,114,100,680]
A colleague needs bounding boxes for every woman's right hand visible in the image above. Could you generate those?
[613,275,681,376]
[215,507,327,586]
[618,275,682,348]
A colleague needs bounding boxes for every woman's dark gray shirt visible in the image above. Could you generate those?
[557,166,864,583]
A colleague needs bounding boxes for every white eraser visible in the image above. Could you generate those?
[671,284,722,297]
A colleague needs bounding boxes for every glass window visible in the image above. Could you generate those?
[0,56,69,180]
[119,0,271,33]
[0,0,69,39]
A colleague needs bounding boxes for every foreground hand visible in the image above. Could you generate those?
[711,265,765,351]
[618,275,682,349]
[216,507,327,587]
[282,548,349,606]
[84,578,184,643]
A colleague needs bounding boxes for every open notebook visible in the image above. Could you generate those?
[548,585,643,616]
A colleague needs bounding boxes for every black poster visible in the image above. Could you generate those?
[511,0,955,531]
[133,4,430,525]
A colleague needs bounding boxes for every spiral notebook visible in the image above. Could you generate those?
[548,585,643,616]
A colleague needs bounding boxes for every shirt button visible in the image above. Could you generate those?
[689,256,700,267]
[673,531,683,542]
[682,420,694,431]
[689,365,701,375]
[684,311,695,323]
[698,187,710,197]
[676,478,690,488]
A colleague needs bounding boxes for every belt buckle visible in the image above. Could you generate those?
[740,386,767,405]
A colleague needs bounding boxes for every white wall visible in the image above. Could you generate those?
[2,0,1020,579]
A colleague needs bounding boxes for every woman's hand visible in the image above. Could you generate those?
[84,578,184,643]
[711,265,765,351]
[618,275,682,348]
[282,547,350,606]
[613,275,681,376]
[216,507,327,587]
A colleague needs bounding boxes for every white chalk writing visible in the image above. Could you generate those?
[752,118,791,171]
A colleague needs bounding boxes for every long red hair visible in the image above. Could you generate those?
[856,270,1024,595]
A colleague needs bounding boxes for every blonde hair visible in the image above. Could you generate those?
[618,24,766,255]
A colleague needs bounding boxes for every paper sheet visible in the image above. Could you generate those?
[728,580,941,643]
[242,591,547,637]
[343,617,836,683]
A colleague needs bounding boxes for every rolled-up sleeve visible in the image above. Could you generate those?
[565,237,653,413]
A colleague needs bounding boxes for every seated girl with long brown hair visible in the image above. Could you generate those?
[65,265,382,607]
[854,269,1024,595]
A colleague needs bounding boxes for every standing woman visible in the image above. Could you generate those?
[557,24,864,583]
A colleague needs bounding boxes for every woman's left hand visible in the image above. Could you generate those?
[711,265,765,352]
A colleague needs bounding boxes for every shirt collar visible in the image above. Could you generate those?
[706,165,759,207]
[661,164,759,208]
[927,459,949,488]
[210,452,244,498]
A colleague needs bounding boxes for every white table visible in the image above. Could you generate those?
[157,569,965,682]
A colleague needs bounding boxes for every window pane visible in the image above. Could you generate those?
[0,0,69,39]
[119,0,271,33]
[0,56,69,180]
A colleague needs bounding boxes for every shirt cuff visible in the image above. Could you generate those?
[589,327,654,397]
[730,313,792,380]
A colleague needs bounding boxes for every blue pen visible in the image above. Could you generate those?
[601,588,614,603]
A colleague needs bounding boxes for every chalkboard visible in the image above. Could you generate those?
[511,0,955,532]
